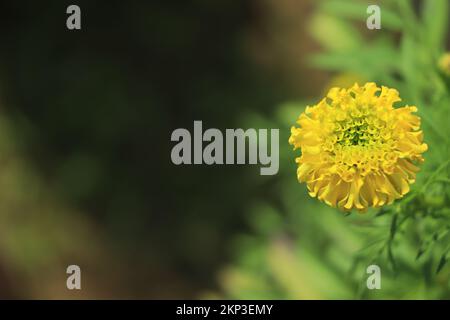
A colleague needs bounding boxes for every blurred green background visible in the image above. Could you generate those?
[0,0,448,299]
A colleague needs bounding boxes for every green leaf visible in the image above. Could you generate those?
[387,244,397,273]
[415,247,425,260]
[319,0,403,30]
[310,45,399,78]
[309,13,362,52]
[389,214,398,240]
[422,0,449,54]
[436,253,447,274]
[375,207,390,218]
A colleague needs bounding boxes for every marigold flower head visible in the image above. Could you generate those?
[438,52,450,76]
[289,83,427,212]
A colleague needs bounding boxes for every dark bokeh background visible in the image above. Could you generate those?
[0,0,325,298]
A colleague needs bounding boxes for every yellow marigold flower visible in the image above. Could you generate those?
[289,83,428,212]
[438,52,450,76]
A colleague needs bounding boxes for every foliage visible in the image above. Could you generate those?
[217,0,450,299]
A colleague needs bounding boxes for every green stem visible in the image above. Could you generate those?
[397,0,420,40]
[420,159,450,193]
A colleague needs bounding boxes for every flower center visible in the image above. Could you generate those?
[325,113,397,176]
[335,116,381,148]
[340,124,369,146]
